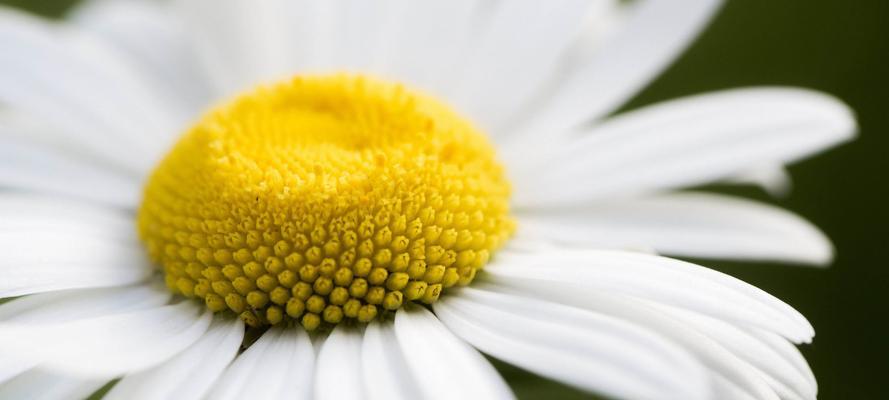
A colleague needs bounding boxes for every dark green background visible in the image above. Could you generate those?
[3,1,886,399]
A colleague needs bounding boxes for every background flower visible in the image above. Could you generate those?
[0,0,886,399]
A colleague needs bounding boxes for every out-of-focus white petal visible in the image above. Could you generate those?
[172,0,297,96]
[362,321,422,400]
[0,302,211,378]
[0,285,169,323]
[434,288,709,400]
[372,0,485,95]
[508,0,722,141]
[0,194,151,298]
[485,249,814,343]
[726,164,793,197]
[394,307,514,399]
[446,0,592,131]
[209,327,314,400]
[315,325,363,400]
[105,316,245,400]
[0,368,107,400]
[511,88,856,208]
[517,192,833,265]
[0,137,139,209]
[0,7,180,174]
[71,0,211,116]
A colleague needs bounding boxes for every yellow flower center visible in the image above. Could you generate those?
[138,75,514,330]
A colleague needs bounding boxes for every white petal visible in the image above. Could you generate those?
[446,0,593,130]
[475,279,784,400]
[726,164,793,197]
[486,249,814,343]
[434,288,709,400]
[0,284,170,323]
[0,355,36,385]
[508,0,722,141]
[516,191,833,265]
[0,7,179,174]
[209,326,314,400]
[0,301,211,378]
[393,307,514,399]
[371,0,485,95]
[653,304,817,400]
[362,321,423,400]
[71,0,211,116]
[0,137,139,208]
[0,368,107,400]
[173,0,299,96]
[105,316,244,400]
[0,195,151,297]
[511,88,856,208]
[315,325,364,400]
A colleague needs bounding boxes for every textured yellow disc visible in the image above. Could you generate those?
[137,74,514,330]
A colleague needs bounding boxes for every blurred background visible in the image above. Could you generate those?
[1,0,885,399]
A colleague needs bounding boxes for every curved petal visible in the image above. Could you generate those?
[511,88,856,208]
[507,0,722,141]
[485,249,814,343]
[445,0,593,130]
[70,0,211,115]
[516,192,833,265]
[0,284,169,323]
[654,305,816,400]
[477,268,816,400]
[362,321,423,400]
[0,301,211,378]
[434,288,709,400]
[105,316,245,400]
[0,194,151,298]
[208,326,314,400]
[0,7,179,174]
[0,136,139,209]
[394,307,514,399]
[0,368,107,400]
[315,325,364,400]
[171,0,298,96]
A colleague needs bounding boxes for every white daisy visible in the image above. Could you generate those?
[0,1,855,400]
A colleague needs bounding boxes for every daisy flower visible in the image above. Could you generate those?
[0,1,855,399]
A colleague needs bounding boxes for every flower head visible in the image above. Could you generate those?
[0,1,855,399]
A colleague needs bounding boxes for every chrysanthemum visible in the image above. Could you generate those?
[0,1,855,399]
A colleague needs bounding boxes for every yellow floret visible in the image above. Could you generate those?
[138,74,514,330]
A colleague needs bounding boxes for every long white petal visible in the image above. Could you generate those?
[394,307,514,399]
[516,192,833,265]
[0,301,211,378]
[0,284,169,323]
[487,249,814,343]
[0,195,151,297]
[508,0,722,140]
[511,88,856,208]
[434,288,709,400]
[71,0,211,116]
[0,368,107,400]
[0,138,140,209]
[372,0,485,95]
[653,304,817,400]
[446,0,593,131]
[475,280,783,400]
[362,321,423,400]
[209,327,314,400]
[0,7,179,174]
[105,316,244,400]
[174,0,307,96]
[315,325,364,400]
